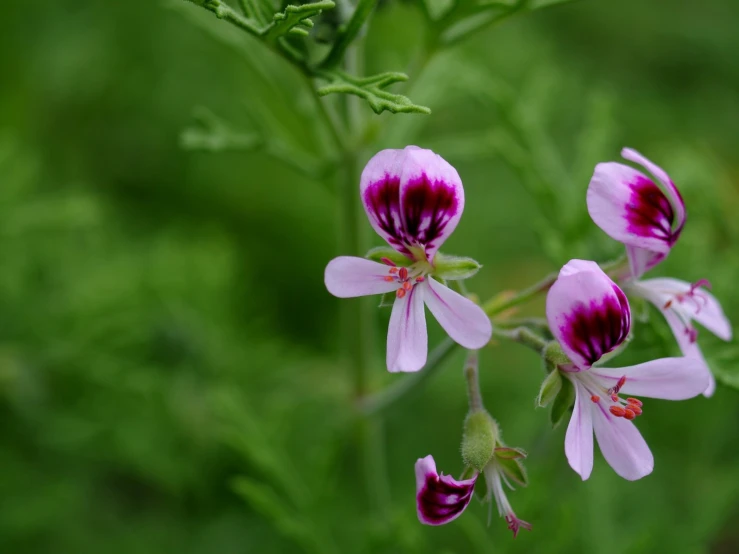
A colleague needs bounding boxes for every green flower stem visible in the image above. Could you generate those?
[319,0,378,69]
[483,272,557,317]
[463,350,484,412]
[493,326,548,354]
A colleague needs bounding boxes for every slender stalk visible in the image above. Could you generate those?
[320,0,378,69]
[483,272,557,317]
[463,350,484,412]
[493,327,548,354]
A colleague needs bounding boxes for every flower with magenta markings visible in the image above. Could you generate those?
[588,148,732,396]
[546,259,709,480]
[325,146,492,373]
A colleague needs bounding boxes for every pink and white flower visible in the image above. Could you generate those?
[415,455,477,526]
[546,260,708,480]
[325,146,492,373]
[587,148,732,396]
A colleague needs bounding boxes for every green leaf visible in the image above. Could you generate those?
[317,71,431,115]
[536,368,562,408]
[180,107,262,152]
[265,1,336,41]
[550,373,575,429]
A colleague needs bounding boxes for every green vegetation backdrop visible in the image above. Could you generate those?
[1,0,738,553]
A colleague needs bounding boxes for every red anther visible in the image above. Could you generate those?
[415,276,425,282]
[623,409,636,420]
[626,398,643,407]
[616,376,627,391]
[402,281,412,291]
[610,394,619,403]
[396,288,406,299]
[590,395,600,403]
[383,276,394,282]
[381,257,396,267]
[609,406,626,418]
[629,405,643,416]
[389,267,399,274]
[663,299,673,310]
[399,267,409,280]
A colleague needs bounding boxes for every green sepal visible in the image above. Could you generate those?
[365,246,412,267]
[496,456,528,487]
[543,341,571,367]
[550,373,575,429]
[461,411,497,472]
[432,253,482,280]
[494,446,527,460]
[536,368,562,408]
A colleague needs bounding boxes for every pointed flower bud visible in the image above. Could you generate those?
[461,411,497,472]
[536,368,562,408]
[432,253,482,280]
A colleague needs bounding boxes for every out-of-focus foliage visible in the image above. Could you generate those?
[1,1,738,553]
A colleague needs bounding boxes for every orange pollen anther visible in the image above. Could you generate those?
[626,398,643,407]
[396,288,406,299]
[389,267,399,274]
[402,281,412,291]
[590,395,600,403]
[399,268,409,280]
[623,409,636,420]
[383,276,394,282]
[609,406,626,418]
[610,394,620,403]
[415,276,425,282]
[629,405,643,416]
[616,376,627,390]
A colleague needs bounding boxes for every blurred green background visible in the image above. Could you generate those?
[1,0,738,553]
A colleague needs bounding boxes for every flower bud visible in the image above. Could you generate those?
[536,368,562,408]
[461,411,497,472]
[432,253,482,280]
[549,375,575,429]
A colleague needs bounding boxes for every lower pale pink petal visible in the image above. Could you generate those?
[324,256,399,298]
[423,278,492,349]
[626,245,665,280]
[564,379,594,480]
[587,162,674,254]
[641,277,732,341]
[415,455,477,526]
[591,402,653,481]
[387,285,427,372]
[590,358,708,400]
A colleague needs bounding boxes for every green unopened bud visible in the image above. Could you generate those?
[432,253,482,280]
[364,246,411,267]
[536,367,562,408]
[550,375,576,429]
[543,341,571,367]
[461,411,497,472]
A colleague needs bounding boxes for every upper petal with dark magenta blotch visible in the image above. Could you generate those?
[398,147,464,260]
[415,455,477,526]
[546,260,631,369]
[587,162,678,254]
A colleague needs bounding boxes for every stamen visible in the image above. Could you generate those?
[629,405,643,416]
[590,395,600,403]
[389,267,399,274]
[399,267,409,280]
[383,276,394,282]
[415,276,425,282]
[402,281,412,291]
[610,394,620,403]
[623,408,636,420]
[381,257,396,267]
[609,406,626,418]
[663,299,673,309]
[626,398,643,407]
[396,288,406,299]
[616,376,627,391]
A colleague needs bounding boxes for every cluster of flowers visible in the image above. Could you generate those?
[324,146,731,536]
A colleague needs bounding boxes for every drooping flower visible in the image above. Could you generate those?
[325,146,492,373]
[415,455,477,525]
[587,148,732,396]
[546,259,709,480]
[482,449,532,538]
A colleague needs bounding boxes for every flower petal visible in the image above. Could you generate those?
[361,149,410,256]
[591,401,653,481]
[589,357,709,400]
[661,308,716,397]
[546,260,631,369]
[325,256,399,298]
[625,245,666,280]
[387,284,427,372]
[564,378,594,480]
[622,147,685,232]
[415,455,477,526]
[640,277,732,341]
[587,162,675,254]
[423,278,492,349]
[399,147,464,260]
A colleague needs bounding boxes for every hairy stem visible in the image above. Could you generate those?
[493,326,548,354]
[463,350,484,412]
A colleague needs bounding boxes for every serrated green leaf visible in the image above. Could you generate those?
[317,71,431,115]
[265,1,335,41]
[536,368,562,408]
[550,374,575,429]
